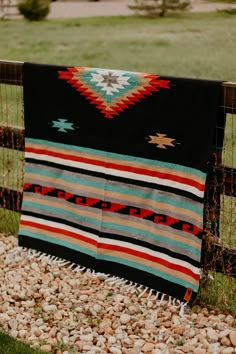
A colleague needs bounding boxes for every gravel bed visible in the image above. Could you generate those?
[0,234,236,354]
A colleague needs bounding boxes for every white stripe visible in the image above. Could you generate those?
[26,152,204,198]
[21,214,200,275]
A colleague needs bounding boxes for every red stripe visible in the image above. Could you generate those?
[26,146,204,191]
[21,219,198,281]
[20,219,98,247]
[99,242,199,281]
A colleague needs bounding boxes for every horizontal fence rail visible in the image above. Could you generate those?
[0,60,236,277]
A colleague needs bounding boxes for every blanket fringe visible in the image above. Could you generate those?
[19,247,188,316]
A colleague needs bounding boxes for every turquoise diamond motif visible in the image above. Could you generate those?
[81,69,141,104]
[52,119,74,132]
[58,67,171,118]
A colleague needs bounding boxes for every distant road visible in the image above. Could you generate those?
[2,0,236,19]
[48,0,133,18]
[48,0,236,19]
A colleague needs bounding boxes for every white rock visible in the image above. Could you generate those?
[222,348,235,354]
[9,329,18,338]
[134,339,146,347]
[198,334,209,349]
[155,343,169,351]
[184,328,195,338]
[108,336,117,344]
[147,300,153,308]
[0,313,10,323]
[79,294,89,301]
[31,262,39,270]
[120,314,131,324]
[128,305,139,314]
[208,343,220,353]
[193,349,206,354]
[74,306,83,313]
[4,253,14,265]
[8,318,18,330]
[34,318,44,326]
[151,350,162,354]
[122,338,133,346]
[207,328,218,343]
[23,300,35,308]
[18,329,28,338]
[40,344,52,352]
[142,342,155,352]
[113,294,124,302]
[62,336,69,344]
[109,347,122,354]
[0,241,6,249]
[42,304,57,312]
[172,314,181,325]
[31,327,42,337]
[219,329,231,338]
[181,344,193,353]
[54,312,63,320]
[126,348,142,354]
[93,304,102,313]
[80,334,94,341]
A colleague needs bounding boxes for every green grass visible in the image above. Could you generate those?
[0,85,23,128]
[198,273,236,317]
[0,331,43,354]
[224,114,236,167]
[0,12,236,81]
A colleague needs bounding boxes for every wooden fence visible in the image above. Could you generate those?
[0,59,235,276]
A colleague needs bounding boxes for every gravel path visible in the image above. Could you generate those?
[0,234,236,354]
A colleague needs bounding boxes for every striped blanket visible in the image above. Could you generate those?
[19,63,222,305]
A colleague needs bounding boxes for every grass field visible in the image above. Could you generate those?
[0,8,236,333]
[0,12,236,81]
[0,331,43,354]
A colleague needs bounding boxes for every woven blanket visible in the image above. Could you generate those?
[19,63,222,305]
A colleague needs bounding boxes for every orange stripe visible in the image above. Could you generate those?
[26,146,204,191]
[21,219,198,281]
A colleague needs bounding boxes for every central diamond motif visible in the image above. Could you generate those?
[91,71,129,96]
[58,67,171,119]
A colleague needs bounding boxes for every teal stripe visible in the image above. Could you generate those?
[19,229,198,292]
[22,200,102,228]
[103,222,201,257]
[25,165,203,215]
[26,137,205,178]
[22,199,200,257]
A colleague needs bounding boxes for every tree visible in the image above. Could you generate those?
[18,0,50,21]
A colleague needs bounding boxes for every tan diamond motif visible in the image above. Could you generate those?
[148,133,178,149]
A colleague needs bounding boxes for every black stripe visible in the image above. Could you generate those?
[18,235,197,303]
[21,210,200,267]
[25,157,203,203]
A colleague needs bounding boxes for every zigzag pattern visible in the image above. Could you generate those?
[24,183,203,238]
[58,67,170,118]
